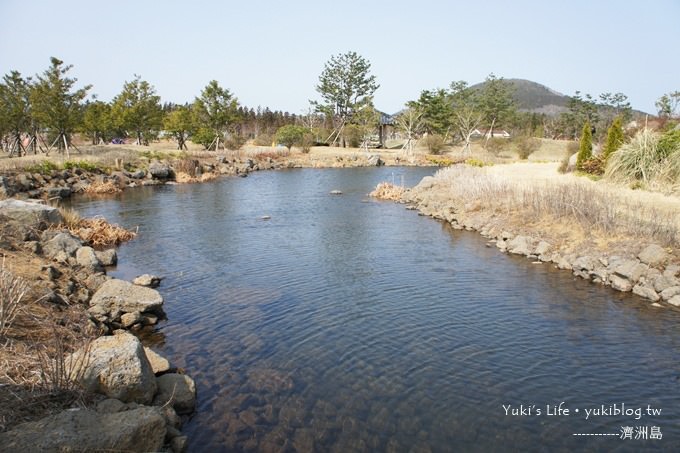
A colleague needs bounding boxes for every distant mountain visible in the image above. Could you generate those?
[471,78,570,116]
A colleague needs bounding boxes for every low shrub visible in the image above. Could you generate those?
[84,181,120,194]
[484,137,506,156]
[465,158,492,167]
[25,161,60,175]
[224,135,246,151]
[253,133,274,147]
[422,134,446,154]
[63,160,98,172]
[514,136,541,160]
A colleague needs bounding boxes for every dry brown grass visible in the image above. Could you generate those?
[84,180,121,194]
[0,267,28,338]
[370,182,406,201]
[67,217,136,247]
[431,165,680,246]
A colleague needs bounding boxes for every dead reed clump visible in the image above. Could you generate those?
[69,218,136,247]
[175,172,196,184]
[370,182,406,201]
[84,180,121,194]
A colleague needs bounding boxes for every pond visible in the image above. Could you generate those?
[71,167,680,452]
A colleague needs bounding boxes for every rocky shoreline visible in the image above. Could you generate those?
[0,200,196,452]
[0,152,393,200]
[399,175,680,308]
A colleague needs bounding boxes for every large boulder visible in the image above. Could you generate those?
[67,332,157,404]
[507,235,534,255]
[43,232,82,259]
[0,199,63,229]
[90,278,164,315]
[148,161,172,179]
[153,373,196,414]
[0,407,166,453]
[638,244,668,267]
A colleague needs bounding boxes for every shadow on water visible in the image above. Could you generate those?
[71,168,680,452]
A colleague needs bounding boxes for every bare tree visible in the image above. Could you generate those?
[453,106,484,154]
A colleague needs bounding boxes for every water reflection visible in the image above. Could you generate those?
[71,168,680,452]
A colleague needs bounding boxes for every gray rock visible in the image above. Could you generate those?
[171,435,189,453]
[507,235,534,255]
[153,373,197,414]
[76,246,104,272]
[67,332,157,404]
[638,244,668,267]
[0,175,12,197]
[133,274,162,288]
[567,152,578,171]
[0,199,63,229]
[610,274,633,292]
[90,279,164,315]
[96,398,126,413]
[668,295,680,306]
[613,259,647,283]
[534,241,551,256]
[121,311,142,328]
[660,286,680,301]
[0,407,166,453]
[654,274,679,293]
[148,161,172,179]
[43,232,82,259]
[556,255,573,270]
[572,256,596,272]
[46,186,72,199]
[144,347,171,375]
[367,154,384,166]
[632,285,660,302]
[96,249,118,266]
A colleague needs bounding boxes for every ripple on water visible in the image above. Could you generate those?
[70,168,680,452]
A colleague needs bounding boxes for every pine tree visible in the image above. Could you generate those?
[602,116,624,161]
[31,57,91,152]
[576,120,592,170]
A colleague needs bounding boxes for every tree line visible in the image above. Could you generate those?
[1,55,678,156]
[0,57,301,156]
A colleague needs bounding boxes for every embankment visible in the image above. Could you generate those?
[382,163,680,307]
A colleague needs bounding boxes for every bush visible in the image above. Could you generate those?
[579,156,605,175]
[657,129,680,158]
[301,132,315,153]
[275,125,308,150]
[63,160,98,172]
[224,135,246,151]
[253,133,274,147]
[605,128,659,183]
[191,127,217,149]
[558,152,571,174]
[422,134,446,154]
[25,160,60,174]
[465,158,492,167]
[484,137,506,156]
[342,124,364,148]
[514,136,541,160]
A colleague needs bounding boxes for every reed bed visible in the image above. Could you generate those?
[433,165,680,246]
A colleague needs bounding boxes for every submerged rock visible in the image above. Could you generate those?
[153,373,197,414]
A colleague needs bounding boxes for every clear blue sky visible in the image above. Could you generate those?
[1,0,678,114]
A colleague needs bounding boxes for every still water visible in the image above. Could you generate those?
[71,167,680,452]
